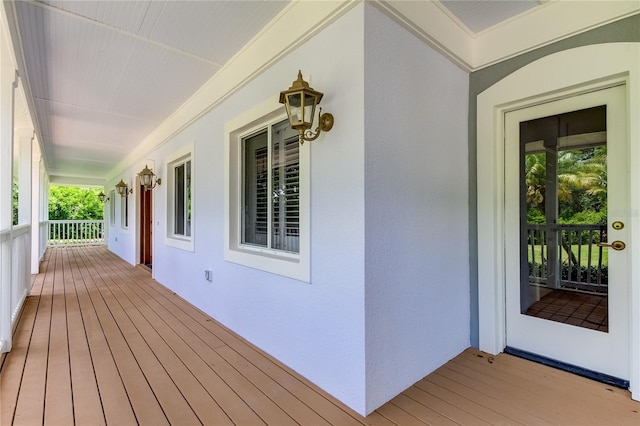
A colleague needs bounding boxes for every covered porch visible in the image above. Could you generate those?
[1,246,638,425]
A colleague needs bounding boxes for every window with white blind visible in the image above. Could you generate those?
[225,100,310,282]
[242,119,300,253]
[166,144,194,251]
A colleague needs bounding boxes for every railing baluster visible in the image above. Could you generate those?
[576,230,582,283]
[586,229,593,286]
[530,228,536,270]
[544,229,548,282]
[597,228,604,288]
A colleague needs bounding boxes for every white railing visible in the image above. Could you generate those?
[527,223,607,294]
[48,220,106,247]
[1,225,31,353]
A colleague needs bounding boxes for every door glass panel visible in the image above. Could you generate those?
[520,106,608,332]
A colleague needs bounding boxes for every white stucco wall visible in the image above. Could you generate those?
[106,3,472,415]
[363,4,470,413]
[110,5,368,413]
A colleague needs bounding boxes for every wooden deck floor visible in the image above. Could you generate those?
[1,246,639,425]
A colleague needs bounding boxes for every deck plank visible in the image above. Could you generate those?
[375,403,424,426]
[43,250,74,425]
[105,284,270,426]
[425,369,553,425]
[0,251,50,425]
[62,248,105,426]
[99,256,301,426]
[68,250,137,425]
[74,250,170,425]
[412,377,522,426]
[86,268,202,425]
[2,246,640,426]
[86,248,237,426]
[455,349,640,424]
[463,348,639,410]
[389,394,459,426]
[107,257,366,426]
[401,385,492,426]
[119,266,368,426]
[438,363,559,425]
[11,250,56,426]
[86,247,268,426]
[445,357,583,425]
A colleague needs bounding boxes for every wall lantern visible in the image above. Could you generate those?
[115,179,132,197]
[279,70,334,144]
[97,191,109,203]
[138,165,161,191]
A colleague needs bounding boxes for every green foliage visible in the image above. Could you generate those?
[13,181,19,225]
[49,186,104,220]
[525,153,546,207]
[526,207,545,224]
[526,146,607,225]
[558,208,607,225]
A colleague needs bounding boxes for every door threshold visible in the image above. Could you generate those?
[138,263,152,273]
[504,346,629,389]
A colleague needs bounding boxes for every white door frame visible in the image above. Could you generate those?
[476,43,640,400]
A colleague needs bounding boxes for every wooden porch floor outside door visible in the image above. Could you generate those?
[1,246,639,425]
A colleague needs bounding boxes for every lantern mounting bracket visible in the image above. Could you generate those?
[300,108,333,144]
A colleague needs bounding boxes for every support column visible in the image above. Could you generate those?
[17,128,33,225]
[31,143,42,273]
[0,65,17,353]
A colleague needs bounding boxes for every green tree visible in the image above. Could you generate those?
[49,186,104,220]
[12,181,19,225]
[525,152,546,211]
[526,146,607,225]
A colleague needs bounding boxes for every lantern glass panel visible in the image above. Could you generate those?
[286,92,302,125]
[303,93,316,127]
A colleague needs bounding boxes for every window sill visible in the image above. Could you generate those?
[225,245,308,283]
[165,235,194,252]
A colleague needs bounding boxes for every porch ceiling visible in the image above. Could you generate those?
[8,0,290,184]
[5,0,635,185]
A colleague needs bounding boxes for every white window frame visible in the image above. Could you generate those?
[120,184,129,231]
[165,143,194,252]
[109,190,116,227]
[225,96,310,282]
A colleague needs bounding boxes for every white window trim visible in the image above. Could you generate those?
[225,96,310,282]
[120,182,130,232]
[165,143,194,252]
[109,190,116,227]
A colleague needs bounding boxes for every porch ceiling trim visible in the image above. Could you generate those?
[379,0,640,72]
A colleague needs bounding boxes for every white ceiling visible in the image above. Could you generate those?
[6,0,633,185]
[11,0,289,183]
